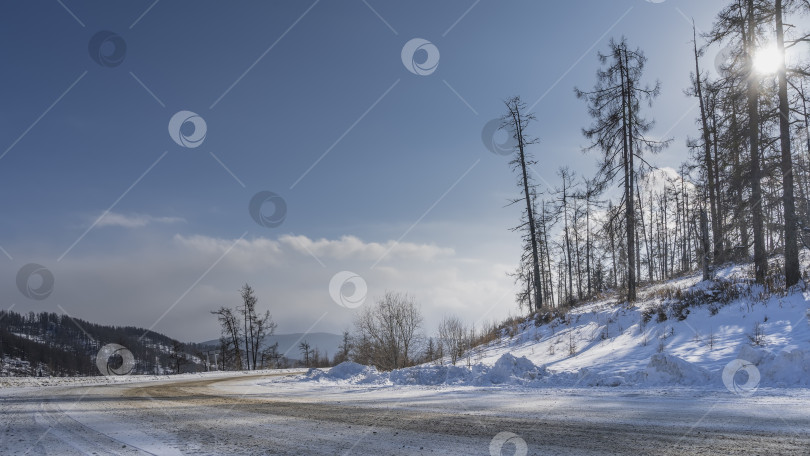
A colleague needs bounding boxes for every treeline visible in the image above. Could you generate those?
[506,0,810,311]
[0,309,205,377]
[0,329,93,376]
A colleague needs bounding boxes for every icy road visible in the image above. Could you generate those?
[2,372,810,455]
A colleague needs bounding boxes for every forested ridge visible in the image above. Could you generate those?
[0,309,205,377]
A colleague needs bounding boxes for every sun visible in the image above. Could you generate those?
[753,45,782,75]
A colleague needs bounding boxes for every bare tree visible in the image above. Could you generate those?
[353,291,423,370]
[554,167,579,305]
[239,284,257,370]
[576,37,669,301]
[299,340,312,367]
[333,330,352,365]
[437,315,467,366]
[690,21,723,268]
[238,284,277,370]
[502,96,544,310]
[211,306,242,370]
[249,308,276,370]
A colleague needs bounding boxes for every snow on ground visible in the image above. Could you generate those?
[0,368,307,389]
[288,261,810,391]
[6,371,810,455]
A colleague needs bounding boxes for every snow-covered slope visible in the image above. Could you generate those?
[304,261,810,390]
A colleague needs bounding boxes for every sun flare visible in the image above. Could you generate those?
[753,45,783,74]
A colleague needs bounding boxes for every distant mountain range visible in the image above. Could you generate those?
[0,309,207,377]
[199,332,343,361]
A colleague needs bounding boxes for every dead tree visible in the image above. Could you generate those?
[211,306,242,370]
[502,96,544,309]
[690,22,723,266]
[576,37,668,302]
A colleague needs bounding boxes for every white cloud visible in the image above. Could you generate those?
[3,234,516,344]
[277,234,454,262]
[640,167,695,195]
[95,212,185,229]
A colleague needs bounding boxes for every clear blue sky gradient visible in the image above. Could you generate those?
[2,0,769,340]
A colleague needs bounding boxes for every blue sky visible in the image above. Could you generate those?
[1,0,745,342]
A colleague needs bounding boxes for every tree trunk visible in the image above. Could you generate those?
[609,216,618,289]
[513,106,544,309]
[701,208,711,281]
[243,308,251,370]
[586,195,592,296]
[564,192,573,304]
[711,107,724,260]
[541,201,555,306]
[620,45,637,302]
[775,0,800,286]
[747,0,768,283]
[692,23,721,268]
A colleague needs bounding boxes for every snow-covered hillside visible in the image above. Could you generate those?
[302,262,810,391]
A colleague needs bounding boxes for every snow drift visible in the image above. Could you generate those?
[304,353,548,387]
[737,345,810,387]
[644,353,712,385]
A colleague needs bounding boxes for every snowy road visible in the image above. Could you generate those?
[2,372,810,455]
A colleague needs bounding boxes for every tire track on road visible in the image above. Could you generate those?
[124,375,810,455]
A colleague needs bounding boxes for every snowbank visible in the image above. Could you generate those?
[304,354,548,387]
[737,345,810,387]
[644,353,712,386]
[481,353,547,384]
[301,353,722,388]
[305,362,384,384]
